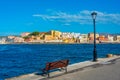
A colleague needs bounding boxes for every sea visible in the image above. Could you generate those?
[0,44,120,79]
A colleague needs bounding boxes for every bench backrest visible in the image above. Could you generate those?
[45,59,69,71]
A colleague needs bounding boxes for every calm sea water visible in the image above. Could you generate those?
[0,44,120,79]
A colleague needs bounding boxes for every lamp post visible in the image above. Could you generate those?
[91,12,97,62]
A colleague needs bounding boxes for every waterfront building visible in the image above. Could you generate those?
[80,34,88,43]
[24,37,33,42]
[117,35,120,42]
[8,36,15,39]
[88,33,99,40]
[47,30,61,38]
[61,32,81,43]
[39,32,46,40]
[29,40,45,43]
[44,30,61,41]
[98,35,109,43]
[0,38,6,44]
[61,32,72,38]
[70,32,81,38]
[44,35,53,41]
[114,35,120,42]
[88,33,99,43]
[108,35,114,42]
[63,38,75,43]
[98,35,105,41]
[61,32,80,39]
[14,37,24,43]
[6,38,14,43]
[75,38,81,43]
[27,35,40,41]
[45,40,63,43]
[21,32,30,37]
[6,36,15,43]
[32,36,41,40]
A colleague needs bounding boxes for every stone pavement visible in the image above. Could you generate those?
[49,57,120,80]
[6,56,120,80]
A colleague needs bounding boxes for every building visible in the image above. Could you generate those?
[8,36,15,39]
[45,40,63,43]
[44,35,53,41]
[114,35,120,42]
[49,30,61,38]
[117,35,120,42]
[88,33,99,40]
[61,32,80,39]
[61,32,81,43]
[108,35,114,42]
[44,30,61,41]
[80,34,88,43]
[39,32,46,40]
[21,32,30,37]
[63,38,75,43]
[98,35,108,43]
[0,38,6,44]
[98,35,105,41]
[14,37,24,43]
[61,32,72,39]
[88,33,99,43]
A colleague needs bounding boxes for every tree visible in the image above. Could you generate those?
[23,36,30,39]
[29,31,40,36]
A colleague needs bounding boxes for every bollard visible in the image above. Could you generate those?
[106,54,113,58]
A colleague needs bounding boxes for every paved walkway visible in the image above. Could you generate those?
[6,56,120,80]
[49,58,120,80]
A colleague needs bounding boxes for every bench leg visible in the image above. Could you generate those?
[42,70,50,78]
[47,73,50,78]
[60,67,67,73]
[65,67,67,73]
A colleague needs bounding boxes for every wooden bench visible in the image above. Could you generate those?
[42,59,69,77]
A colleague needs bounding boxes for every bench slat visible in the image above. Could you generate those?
[42,59,69,77]
[45,60,69,70]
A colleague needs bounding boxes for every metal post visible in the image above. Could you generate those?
[93,19,97,61]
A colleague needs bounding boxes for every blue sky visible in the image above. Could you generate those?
[0,0,120,35]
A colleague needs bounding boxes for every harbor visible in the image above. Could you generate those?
[0,44,120,79]
[0,0,120,80]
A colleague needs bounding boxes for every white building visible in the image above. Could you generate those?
[114,35,120,42]
[21,32,30,37]
[61,32,81,38]
[0,38,6,44]
[45,40,63,43]
[79,34,88,43]
[8,36,15,39]
[14,37,24,43]
[117,35,120,42]
[108,35,114,42]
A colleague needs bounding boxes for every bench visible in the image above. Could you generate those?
[42,59,69,77]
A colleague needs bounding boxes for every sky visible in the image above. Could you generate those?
[0,0,120,35]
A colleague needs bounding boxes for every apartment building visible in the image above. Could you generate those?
[114,35,120,42]
[80,34,88,43]
[14,37,24,43]
[61,32,80,38]
[44,30,61,41]
[108,35,114,42]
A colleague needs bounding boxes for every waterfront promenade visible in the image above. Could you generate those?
[51,56,120,80]
[6,55,120,80]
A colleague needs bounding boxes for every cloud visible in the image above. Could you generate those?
[33,10,120,25]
